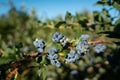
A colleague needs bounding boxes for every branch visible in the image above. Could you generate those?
[6,68,18,80]
[88,39,113,45]
[23,52,48,57]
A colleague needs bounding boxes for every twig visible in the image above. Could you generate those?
[6,68,18,80]
[24,52,48,57]
[67,45,75,49]
[88,40,113,45]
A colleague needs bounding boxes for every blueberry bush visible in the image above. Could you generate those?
[0,0,120,80]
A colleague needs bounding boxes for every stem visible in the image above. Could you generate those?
[24,52,48,57]
[88,40,113,45]
[6,68,18,80]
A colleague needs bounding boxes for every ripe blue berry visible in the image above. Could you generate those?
[33,39,45,53]
[81,34,90,40]
[47,48,61,67]
[65,50,79,63]
[52,32,67,47]
[50,59,61,67]
[76,40,89,55]
[94,44,106,53]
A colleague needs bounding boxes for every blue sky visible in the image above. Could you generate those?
[0,0,117,20]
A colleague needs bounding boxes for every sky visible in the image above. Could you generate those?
[0,0,117,20]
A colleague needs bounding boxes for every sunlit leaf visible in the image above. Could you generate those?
[36,56,42,63]
[113,2,120,11]
[0,58,13,65]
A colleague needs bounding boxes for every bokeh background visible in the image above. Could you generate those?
[0,0,120,80]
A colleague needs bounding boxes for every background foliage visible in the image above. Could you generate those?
[0,0,120,80]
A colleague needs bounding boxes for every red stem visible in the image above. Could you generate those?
[6,68,18,80]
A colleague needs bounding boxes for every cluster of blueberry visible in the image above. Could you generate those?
[33,32,107,67]
[94,44,106,53]
[52,32,67,47]
[65,50,79,63]
[76,41,89,56]
[65,34,90,63]
[47,48,61,67]
[33,39,45,53]
[76,39,90,55]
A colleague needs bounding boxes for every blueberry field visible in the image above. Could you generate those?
[0,0,120,80]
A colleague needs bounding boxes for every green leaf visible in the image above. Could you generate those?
[45,56,50,65]
[16,42,23,48]
[95,1,110,6]
[59,51,67,57]
[1,41,8,50]
[15,42,24,58]
[102,8,108,17]
[113,2,120,11]
[55,21,66,28]
[0,58,13,65]
[36,56,42,63]
[42,67,48,80]
[1,41,15,57]
[57,44,63,51]
[78,26,82,38]
[38,66,48,80]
